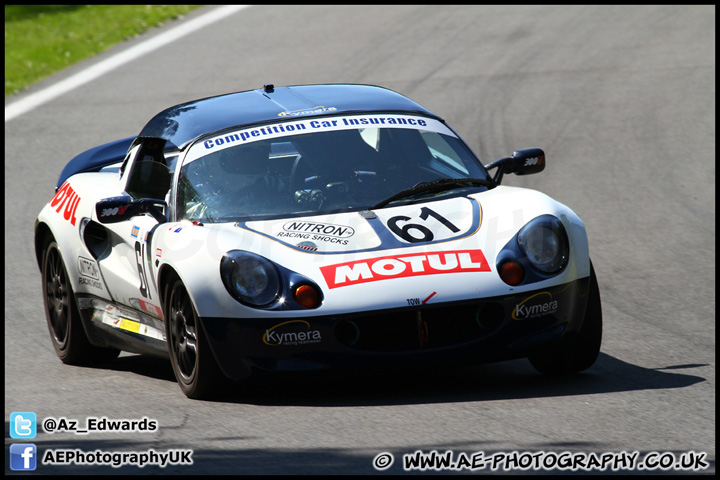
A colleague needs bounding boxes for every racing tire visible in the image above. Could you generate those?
[529,261,602,375]
[42,241,120,365]
[165,277,224,399]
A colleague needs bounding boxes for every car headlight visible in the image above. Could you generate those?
[517,215,569,274]
[220,251,281,307]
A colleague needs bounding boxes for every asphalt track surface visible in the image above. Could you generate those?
[5,5,715,475]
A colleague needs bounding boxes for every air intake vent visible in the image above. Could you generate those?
[335,303,504,352]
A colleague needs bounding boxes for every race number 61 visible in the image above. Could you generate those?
[387,207,460,243]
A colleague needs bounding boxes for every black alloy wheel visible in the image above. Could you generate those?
[165,277,224,399]
[529,261,603,375]
[42,240,119,365]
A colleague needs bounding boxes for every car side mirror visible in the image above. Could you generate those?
[485,148,545,185]
[96,194,167,224]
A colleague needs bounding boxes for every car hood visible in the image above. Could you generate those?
[159,186,588,316]
[241,194,480,255]
[236,187,581,257]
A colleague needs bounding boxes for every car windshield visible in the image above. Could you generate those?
[177,113,490,222]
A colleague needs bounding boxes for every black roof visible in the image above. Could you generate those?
[137,84,441,148]
[57,84,441,189]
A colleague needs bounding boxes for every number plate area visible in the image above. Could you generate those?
[372,197,479,246]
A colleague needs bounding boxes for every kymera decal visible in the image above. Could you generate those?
[512,292,559,320]
[263,320,322,346]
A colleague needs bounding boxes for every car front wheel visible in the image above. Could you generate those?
[165,276,224,399]
[529,261,602,375]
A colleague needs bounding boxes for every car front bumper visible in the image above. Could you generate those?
[201,276,592,381]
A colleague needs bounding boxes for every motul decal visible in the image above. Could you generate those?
[49,182,81,226]
[320,249,491,289]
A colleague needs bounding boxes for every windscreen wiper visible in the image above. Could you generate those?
[369,178,494,210]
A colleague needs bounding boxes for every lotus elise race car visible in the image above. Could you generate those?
[35,84,602,399]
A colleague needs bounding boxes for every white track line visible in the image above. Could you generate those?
[5,5,251,122]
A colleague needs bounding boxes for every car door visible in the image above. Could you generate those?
[94,140,172,319]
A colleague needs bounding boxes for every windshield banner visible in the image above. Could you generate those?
[185,114,456,163]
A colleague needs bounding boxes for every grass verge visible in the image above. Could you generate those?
[5,5,202,97]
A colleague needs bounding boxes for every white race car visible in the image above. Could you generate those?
[35,84,602,399]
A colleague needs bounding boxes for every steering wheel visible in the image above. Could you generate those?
[289,155,310,193]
